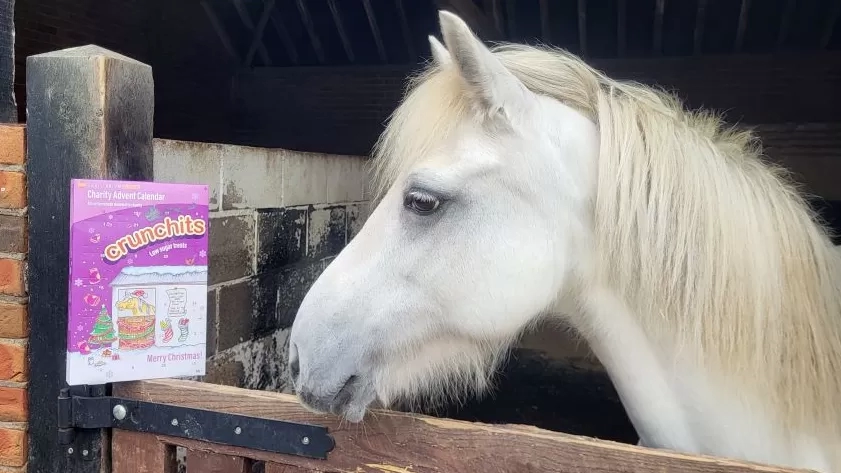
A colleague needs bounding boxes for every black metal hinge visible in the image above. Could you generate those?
[58,387,335,461]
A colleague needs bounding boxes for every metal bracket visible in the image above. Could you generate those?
[58,387,335,460]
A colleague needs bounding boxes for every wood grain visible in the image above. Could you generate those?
[186,450,250,472]
[113,430,175,473]
[114,379,814,473]
[265,462,312,472]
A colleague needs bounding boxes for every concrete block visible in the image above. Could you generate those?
[209,214,255,285]
[221,145,283,210]
[282,152,366,206]
[346,202,371,243]
[216,280,252,352]
[276,261,325,329]
[256,207,306,273]
[206,289,218,356]
[153,139,222,210]
[308,205,346,260]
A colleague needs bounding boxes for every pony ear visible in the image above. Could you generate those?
[428,35,452,67]
[437,10,532,117]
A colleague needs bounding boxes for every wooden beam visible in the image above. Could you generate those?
[653,0,665,55]
[200,1,240,62]
[578,0,587,56]
[777,0,797,48]
[26,44,154,473]
[617,0,627,56]
[820,0,841,49]
[491,0,504,38]
[295,0,326,64]
[395,0,416,61]
[245,0,276,67]
[327,0,354,62]
[231,0,272,65]
[115,379,812,473]
[734,0,751,52]
[506,0,516,39]
[539,0,551,43]
[268,10,298,65]
[693,0,707,55]
[361,0,388,62]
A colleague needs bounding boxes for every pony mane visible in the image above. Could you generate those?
[372,43,841,436]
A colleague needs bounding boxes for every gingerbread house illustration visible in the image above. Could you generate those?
[109,265,208,350]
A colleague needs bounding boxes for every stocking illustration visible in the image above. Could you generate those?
[160,319,174,343]
[178,318,189,342]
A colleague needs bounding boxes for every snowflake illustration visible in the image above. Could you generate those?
[76,324,83,331]
[191,193,199,201]
[199,250,207,258]
[133,211,141,217]
[88,227,95,234]
[74,278,83,287]
[127,258,134,265]
[108,215,113,220]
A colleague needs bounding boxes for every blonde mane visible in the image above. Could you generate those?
[371,43,841,437]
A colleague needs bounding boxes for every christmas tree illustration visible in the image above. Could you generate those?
[88,305,117,348]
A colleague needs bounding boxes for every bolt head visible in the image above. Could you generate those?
[67,447,74,455]
[171,418,179,426]
[301,436,310,445]
[112,404,127,421]
[234,427,242,435]
[82,449,89,456]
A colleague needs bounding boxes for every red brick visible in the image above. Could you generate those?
[0,216,26,254]
[0,388,27,422]
[0,344,26,382]
[0,304,27,339]
[0,173,25,209]
[0,429,25,467]
[0,261,24,297]
[0,126,24,165]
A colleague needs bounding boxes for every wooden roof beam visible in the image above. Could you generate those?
[578,0,587,56]
[231,0,272,65]
[653,0,665,55]
[245,0,276,67]
[268,10,299,65]
[617,0,627,56]
[361,0,388,62]
[539,0,551,43]
[694,0,708,55]
[734,0,751,52]
[295,0,326,64]
[395,0,416,61]
[820,0,841,49]
[777,0,797,48]
[327,0,355,62]
[200,1,240,63]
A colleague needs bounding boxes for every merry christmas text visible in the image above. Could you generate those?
[147,352,203,363]
[104,215,207,262]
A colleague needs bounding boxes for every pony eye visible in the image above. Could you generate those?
[404,191,441,215]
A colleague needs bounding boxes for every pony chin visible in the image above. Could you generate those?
[370,335,513,416]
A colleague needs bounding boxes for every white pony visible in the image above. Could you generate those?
[289,10,841,472]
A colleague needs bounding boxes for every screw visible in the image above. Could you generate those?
[82,449,89,457]
[171,418,179,426]
[67,447,74,455]
[301,436,310,445]
[234,427,242,435]
[112,404,127,421]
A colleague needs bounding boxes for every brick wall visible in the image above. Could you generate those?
[0,124,28,471]
[152,138,369,392]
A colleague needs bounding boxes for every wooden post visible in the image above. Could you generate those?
[0,0,15,122]
[26,45,153,473]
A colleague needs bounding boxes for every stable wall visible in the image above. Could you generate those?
[152,138,369,392]
[231,52,841,156]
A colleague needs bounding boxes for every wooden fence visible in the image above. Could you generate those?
[111,379,811,473]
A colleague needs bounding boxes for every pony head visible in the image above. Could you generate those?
[288,11,600,421]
